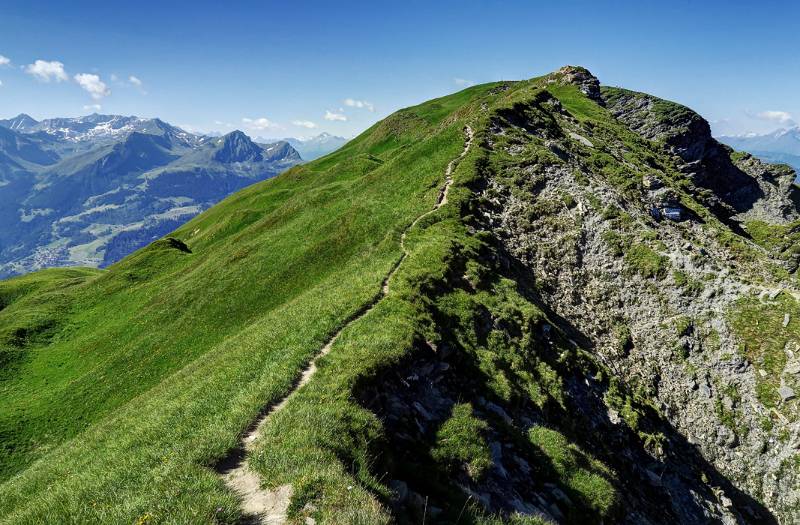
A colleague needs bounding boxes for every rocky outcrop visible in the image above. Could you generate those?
[352,68,800,523]
[602,86,800,227]
[555,66,603,103]
[473,76,800,521]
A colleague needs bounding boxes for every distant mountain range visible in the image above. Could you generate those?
[0,113,300,277]
[281,133,348,160]
[717,127,800,177]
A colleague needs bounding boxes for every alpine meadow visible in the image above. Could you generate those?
[2,2,800,524]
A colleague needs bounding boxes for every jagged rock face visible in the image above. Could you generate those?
[351,72,800,524]
[602,87,712,162]
[603,88,800,228]
[475,80,800,521]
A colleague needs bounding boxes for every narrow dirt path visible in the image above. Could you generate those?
[216,125,474,524]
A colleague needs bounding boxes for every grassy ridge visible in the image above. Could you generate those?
[0,70,760,523]
[0,82,499,522]
[242,81,626,523]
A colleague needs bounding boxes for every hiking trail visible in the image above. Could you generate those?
[216,125,474,524]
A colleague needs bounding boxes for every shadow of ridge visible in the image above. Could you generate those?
[353,336,617,524]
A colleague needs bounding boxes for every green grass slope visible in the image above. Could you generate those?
[0,81,502,523]
[2,68,785,524]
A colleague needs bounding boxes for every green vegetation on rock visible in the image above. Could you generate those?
[624,243,668,279]
[1,65,798,524]
[528,426,617,518]
[729,293,800,409]
[431,403,493,480]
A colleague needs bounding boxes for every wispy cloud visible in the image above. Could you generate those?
[343,98,374,112]
[324,110,347,122]
[0,55,10,67]
[242,117,280,130]
[74,73,110,100]
[83,104,102,112]
[25,60,68,82]
[454,77,475,87]
[754,110,795,126]
[128,75,147,94]
[292,120,318,129]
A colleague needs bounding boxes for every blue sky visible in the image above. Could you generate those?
[0,0,797,139]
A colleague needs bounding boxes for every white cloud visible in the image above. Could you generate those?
[242,117,279,130]
[0,55,10,67]
[343,98,374,112]
[454,77,475,87]
[83,104,102,112]
[25,60,68,82]
[110,73,119,82]
[755,110,795,126]
[128,75,142,87]
[292,120,318,129]
[324,110,347,122]
[0,80,3,87]
[74,73,110,100]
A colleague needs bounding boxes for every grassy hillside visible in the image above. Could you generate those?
[1,67,795,524]
[0,81,503,522]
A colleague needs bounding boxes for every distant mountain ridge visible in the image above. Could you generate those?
[0,113,38,131]
[0,113,200,147]
[0,113,300,277]
[281,132,348,160]
[718,127,800,177]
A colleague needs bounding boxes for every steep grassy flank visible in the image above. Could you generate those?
[238,78,684,523]
[2,68,787,523]
[0,83,501,522]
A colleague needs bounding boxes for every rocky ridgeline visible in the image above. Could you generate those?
[339,68,800,524]
[474,69,800,521]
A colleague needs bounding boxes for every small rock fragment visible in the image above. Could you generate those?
[779,385,796,402]
[785,361,800,375]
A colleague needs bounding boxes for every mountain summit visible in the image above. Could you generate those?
[0,113,38,132]
[1,68,798,523]
[214,130,266,162]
